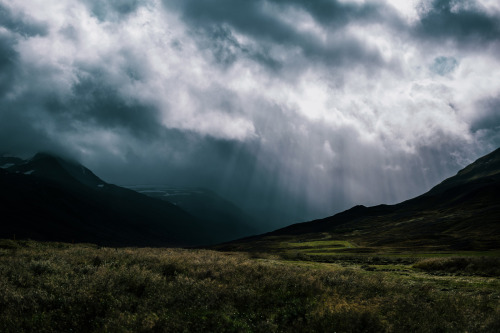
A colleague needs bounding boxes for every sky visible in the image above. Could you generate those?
[1,0,500,229]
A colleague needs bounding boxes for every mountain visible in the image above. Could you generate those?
[215,147,500,252]
[0,156,24,169]
[126,185,259,240]
[0,153,254,246]
[4,153,105,188]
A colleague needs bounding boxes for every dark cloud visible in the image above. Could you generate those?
[471,96,500,135]
[167,0,291,41]
[169,0,397,34]
[0,4,48,37]
[0,35,18,97]
[164,0,394,73]
[270,0,399,27]
[203,25,240,67]
[68,75,162,138]
[1,0,500,230]
[415,0,500,47]
[0,100,72,159]
[81,0,147,21]
[196,24,282,70]
[0,4,48,97]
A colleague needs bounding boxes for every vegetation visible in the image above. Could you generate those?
[1,239,499,332]
[413,257,500,276]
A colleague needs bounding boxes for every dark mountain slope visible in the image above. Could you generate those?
[217,148,500,251]
[0,156,24,169]
[0,153,238,246]
[128,186,259,241]
[5,153,105,188]
[426,147,500,196]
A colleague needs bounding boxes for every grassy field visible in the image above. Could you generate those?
[0,239,499,332]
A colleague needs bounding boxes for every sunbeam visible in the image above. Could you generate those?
[1,0,499,229]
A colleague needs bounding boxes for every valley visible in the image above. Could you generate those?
[0,239,498,332]
[1,148,499,332]
[2,1,500,331]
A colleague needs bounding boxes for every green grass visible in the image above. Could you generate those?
[0,239,499,332]
[283,240,355,249]
[248,234,500,260]
[413,257,500,276]
[380,250,500,258]
[280,240,357,257]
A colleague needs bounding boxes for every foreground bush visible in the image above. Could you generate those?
[0,241,498,332]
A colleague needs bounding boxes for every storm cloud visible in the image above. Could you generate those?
[415,0,500,46]
[1,0,500,228]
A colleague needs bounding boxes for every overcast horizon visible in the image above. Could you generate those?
[1,0,500,228]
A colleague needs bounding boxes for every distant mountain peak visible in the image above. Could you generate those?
[31,152,80,167]
[1,152,258,247]
[31,152,57,160]
[8,152,106,188]
[0,156,24,169]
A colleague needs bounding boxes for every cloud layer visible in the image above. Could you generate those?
[1,0,500,227]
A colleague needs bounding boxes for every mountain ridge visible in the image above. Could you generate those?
[214,147,500,251]
[126,185,259,240]
[0,153,256,246]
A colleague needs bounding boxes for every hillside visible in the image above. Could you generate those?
[215,147,500,252]
[127,185,259,241]
[0,153,251,246]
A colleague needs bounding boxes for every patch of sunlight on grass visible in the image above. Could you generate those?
[368,264,412,271]
[385,250,500,258]
[304,252,345,256]
[404,271,500,290]
[283,240,355,249]
[273,259,345,271]
[301,247,353,253]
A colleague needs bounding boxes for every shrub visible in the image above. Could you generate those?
[413,257,500,276]
[0,240,498,332]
